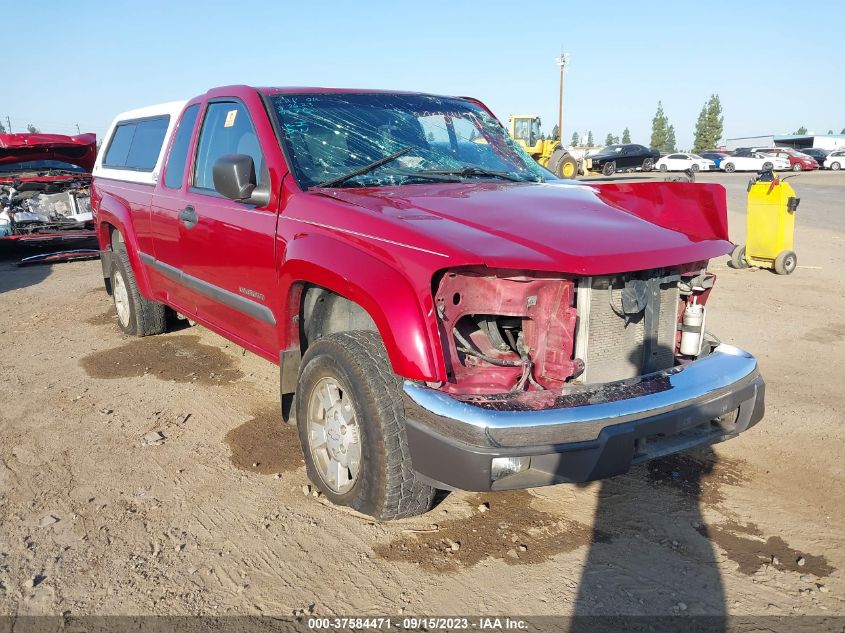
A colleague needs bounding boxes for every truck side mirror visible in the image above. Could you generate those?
[212,154,269,206]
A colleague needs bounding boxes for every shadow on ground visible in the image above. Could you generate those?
[572,449,726,624]
[0,258,52,294]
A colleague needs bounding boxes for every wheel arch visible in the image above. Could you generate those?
[95,195,155,299]
[279,234,445,389]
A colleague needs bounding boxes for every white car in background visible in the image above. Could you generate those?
[655,153,717,172]
[719,152,790,173]
[823,150,845,170]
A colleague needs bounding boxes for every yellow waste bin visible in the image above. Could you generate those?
[731,171,800,275]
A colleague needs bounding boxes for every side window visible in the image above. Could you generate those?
[163,104,200,189]
[104,125,134,168]
[667,154,683,160]
[193,101,264,191]
[104,116,170,171]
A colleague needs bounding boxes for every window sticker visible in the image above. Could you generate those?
[224,109,238,128]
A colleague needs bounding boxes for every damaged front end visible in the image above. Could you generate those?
[0,180,93,237]
[0,133,95,240]
[432,264,715,404]
[401,264,764,492]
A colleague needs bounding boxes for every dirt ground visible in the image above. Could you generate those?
[1,171,843,618]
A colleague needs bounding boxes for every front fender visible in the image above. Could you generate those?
[279,233,445,382]
[94,190,155,299]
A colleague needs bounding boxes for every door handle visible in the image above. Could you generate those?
[179,206,198,229]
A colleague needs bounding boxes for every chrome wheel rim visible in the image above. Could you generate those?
[306,377,361,494]
[113,271,130,327]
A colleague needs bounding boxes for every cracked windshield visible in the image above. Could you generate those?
[270,93,551,188]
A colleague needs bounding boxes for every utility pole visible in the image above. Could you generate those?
[555,52,570,144]
[4,116,10,133]
[75,123,81,134]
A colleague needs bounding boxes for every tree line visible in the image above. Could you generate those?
[558,96,722,152]
[649,96,721,153]
[0,121,41,133]
[565,95,843,152]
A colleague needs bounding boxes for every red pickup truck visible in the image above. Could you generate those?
[92,85,765,519]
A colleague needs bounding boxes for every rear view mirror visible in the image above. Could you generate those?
[212,154,269,206]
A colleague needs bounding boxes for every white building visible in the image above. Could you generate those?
[725,133,845,151]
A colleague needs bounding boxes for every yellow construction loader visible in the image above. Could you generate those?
[508,115,579,178]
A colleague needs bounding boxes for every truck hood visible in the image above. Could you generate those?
[322,181,732,275]
[0,133,97,172]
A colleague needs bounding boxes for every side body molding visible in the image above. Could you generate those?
[138,253,276,325]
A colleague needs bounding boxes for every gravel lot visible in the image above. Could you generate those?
[1,171,843,618]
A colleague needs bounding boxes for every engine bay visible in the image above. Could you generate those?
[433,265,715,397]
[0,176,93,237]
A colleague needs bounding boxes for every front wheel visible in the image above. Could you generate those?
[642,158,654,172]
[792,163,802,171]
[724,162,736,173]
[762,162,773,171]
[691,163,700,172]
[547,148,578,179]
[602,161,616,176]
[296,331,436,520]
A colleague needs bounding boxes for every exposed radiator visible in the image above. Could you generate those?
[574,273,680,384]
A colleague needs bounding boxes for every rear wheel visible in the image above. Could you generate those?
[111,234,167,336]
[659,164,668,172]
[724,162,736,173]
[602,161,616,176]
[831,161,841,171]
[774,250,797,275]
[296,331,436,520]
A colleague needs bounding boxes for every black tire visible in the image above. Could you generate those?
[642,158,654,172]
[558,156,578,178]
[774,250,797,275]
[547,148,578,179]
[762,161,773,171]
[602,161,616,176]
[111,234,167,336]
[792,163,802,171]
[691,163,700,172]
[730,244,749,269]
[724,162,736,173]
[659,164,668,172]
[831,161,841,171]
[295,331,436,520]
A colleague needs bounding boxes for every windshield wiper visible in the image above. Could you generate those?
[413,166,529,182]
[315,146,413,188]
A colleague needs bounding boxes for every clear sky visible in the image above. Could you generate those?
[4,1,843,149]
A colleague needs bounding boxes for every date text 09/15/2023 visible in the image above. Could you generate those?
[307,617,528,630]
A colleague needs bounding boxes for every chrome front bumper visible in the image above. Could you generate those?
[402,344,764,491]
